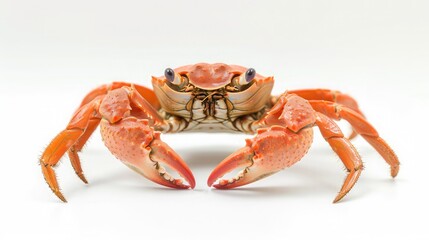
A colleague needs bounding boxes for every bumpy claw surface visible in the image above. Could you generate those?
[101,118,195,189]
[208,126,313,189]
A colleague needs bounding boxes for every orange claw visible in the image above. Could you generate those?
[149,139,196,189]
[209,94,315,190]
[208,126,314,189]
[98,87,195,189]
[100,116,195,190]
[207,146,254,188]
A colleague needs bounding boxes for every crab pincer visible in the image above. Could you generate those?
[101,118,195,189]
[208,126,313,189]
[99,88,196,190]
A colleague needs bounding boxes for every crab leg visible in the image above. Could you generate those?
[40,97,103,202]
[67,118,101,183]
[309,100,400,177]
[315,112,363,203]
[287,89,364,116]
[76,82,161,111]
[287,89,365,139]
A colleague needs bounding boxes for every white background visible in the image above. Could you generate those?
[1,0,428,239]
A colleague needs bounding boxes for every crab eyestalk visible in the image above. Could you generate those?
[165,68,188,88]
[234,68,256,86]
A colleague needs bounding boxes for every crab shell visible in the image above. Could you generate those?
[151,63,275,131]
[171,63,264,90]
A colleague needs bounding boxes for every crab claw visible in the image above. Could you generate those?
[142,139,196,189]
[207,146,256,188]
[208,126,313,189]
[101,118,195,189]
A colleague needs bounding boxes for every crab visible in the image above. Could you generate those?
[40,63,400,203]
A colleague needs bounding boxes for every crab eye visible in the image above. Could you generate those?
[164,68,182,85]
[245,68,256,82]
[164,68,175,82]
[238,68,256,85]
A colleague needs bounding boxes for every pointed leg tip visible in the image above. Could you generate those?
[333,194,344,203]
[78,174,89,184]
[391,165,400,178]
[55,191,68,203]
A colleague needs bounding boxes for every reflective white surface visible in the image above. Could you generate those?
[1,0,428,239]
